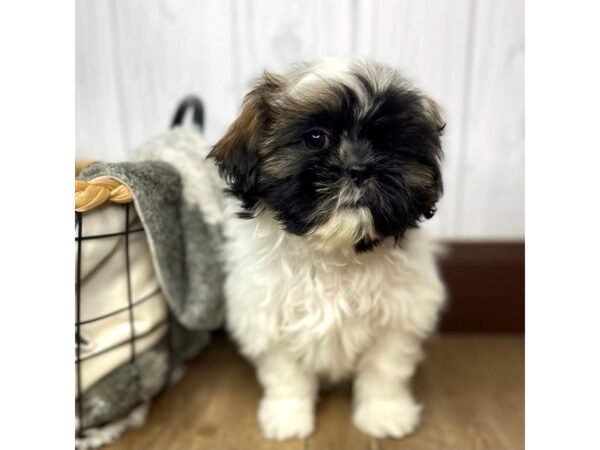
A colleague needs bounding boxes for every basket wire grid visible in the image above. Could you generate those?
[75,201,173,438]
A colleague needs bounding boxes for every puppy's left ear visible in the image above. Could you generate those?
[420,96,445,219]
[422,95,446,134]
[209,72,283,202]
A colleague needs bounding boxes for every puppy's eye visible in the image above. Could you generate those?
[303,130,330,150]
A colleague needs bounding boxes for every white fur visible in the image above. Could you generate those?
[289,58,413,122]
[293,58,366,101]
[75,404,148,450]
[221,198,446,440]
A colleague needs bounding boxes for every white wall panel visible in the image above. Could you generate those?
[76,0,127,161]
[75,0,524,239]
[109,0,238,152]
[456,0,525,238]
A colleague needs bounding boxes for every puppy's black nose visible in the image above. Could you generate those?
[346,164,369,186]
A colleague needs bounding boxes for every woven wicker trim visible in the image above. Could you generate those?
[75,178,133,212]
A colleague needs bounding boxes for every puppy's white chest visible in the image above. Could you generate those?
[260,255,393,378]
[224,214,444,381]
[284,308,375,381]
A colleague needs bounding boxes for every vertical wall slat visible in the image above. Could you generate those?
[457,0,525,238]
[76,0,128,161]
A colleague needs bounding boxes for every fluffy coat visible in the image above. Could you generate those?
[223,205,445,439]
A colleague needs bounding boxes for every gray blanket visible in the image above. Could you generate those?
[77,127,226,430]
[79,128,226,331]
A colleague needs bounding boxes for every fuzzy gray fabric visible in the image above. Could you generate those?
[79,160,225,331]
[78,338,170,430]
[76,128,226,433]
[78,330,211,430]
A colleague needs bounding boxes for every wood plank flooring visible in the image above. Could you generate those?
[105,333,524,450]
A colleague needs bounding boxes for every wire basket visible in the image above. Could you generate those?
[75,96,208,448]
[75,168,174,441]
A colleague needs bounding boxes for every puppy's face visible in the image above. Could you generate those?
[210,59,444,252]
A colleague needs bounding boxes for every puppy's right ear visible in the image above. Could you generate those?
[209,72,283,202]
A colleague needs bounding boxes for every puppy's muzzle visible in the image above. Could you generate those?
[346,164,370,186]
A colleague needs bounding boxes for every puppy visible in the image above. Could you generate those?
[209,58,446,440]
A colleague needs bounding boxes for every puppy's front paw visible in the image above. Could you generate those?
[352,397,422,439]
[258,397,314,440]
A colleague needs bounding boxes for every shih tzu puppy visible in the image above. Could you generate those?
[209,58,446,440]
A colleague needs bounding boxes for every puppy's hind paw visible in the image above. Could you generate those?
[352,397,422,439]
[258,397,315,440]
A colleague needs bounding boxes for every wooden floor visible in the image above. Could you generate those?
[105,333,524,450]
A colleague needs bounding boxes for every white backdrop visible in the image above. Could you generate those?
[76,0,524,240]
